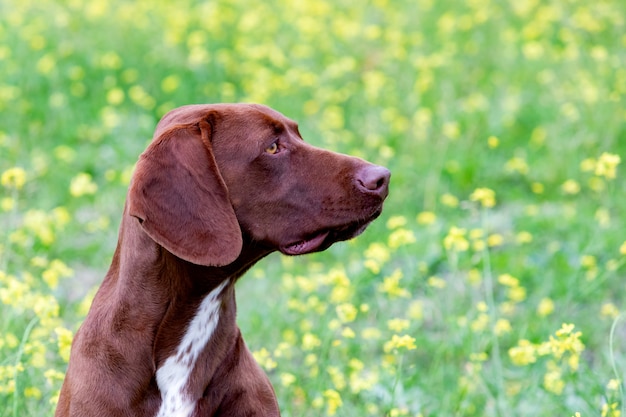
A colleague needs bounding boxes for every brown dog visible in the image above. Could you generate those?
[55,104,390,417]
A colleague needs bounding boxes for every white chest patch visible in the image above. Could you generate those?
[155,279,230,417]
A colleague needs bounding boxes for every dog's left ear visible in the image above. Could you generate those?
[128,115,242,266]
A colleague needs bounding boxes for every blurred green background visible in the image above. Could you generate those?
[1,0,625,416]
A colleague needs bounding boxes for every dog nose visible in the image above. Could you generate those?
[357,165,390,198]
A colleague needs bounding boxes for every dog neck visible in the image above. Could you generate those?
[85,208,273,414]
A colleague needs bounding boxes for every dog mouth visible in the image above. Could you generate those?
[279,210,381,256]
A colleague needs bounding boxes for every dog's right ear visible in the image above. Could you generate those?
[128,118,242,266]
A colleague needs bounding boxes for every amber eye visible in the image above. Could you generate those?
[265,142,279,155]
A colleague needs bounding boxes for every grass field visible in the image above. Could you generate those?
[1,0,626,415]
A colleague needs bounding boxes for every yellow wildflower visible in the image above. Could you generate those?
[416,211,437,225]
[386,215,407,229]
[505,156,529,175]
[1,197,15,211]
[487,234,504,247]
[1,167,27,190]
[70,173,98,197]
[378,269,410,298]
[595,152,621,179]
[443,226,469,252]
[388,228,416,249]
[601,303,619,319]
[361,327,382,340]
[323,389,343,415]
[387,318,410,332]
[509,339,537,366]
[440,193,459,207]
[280,373,296,387]
[537,298,555,316]
[498,273,519,287]
[531,182,545,194]
[543,362,565,395]
[427,275,446,288]
[336,303,358,323]
[602,402,622,417]
[383,334,417,352]
[408,300,423,320]
[24,387,42,399]
[341,327,355,338]
[562,179,581,195]
[607,379,621,391]
[469,187,496,208]
[302,333,321,350]
[494,318,512,336]
[516,231,533,244]
[487,135,499,148]
[252,348,277,370]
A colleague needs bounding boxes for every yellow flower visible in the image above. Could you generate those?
[387,318,410,332]
[487,234,504,247]
[543,362,564,394]
[106,87,125,105]
[602,402,622,417]
[494,319,512,336]
[505,156,529,175]
[327,366,346,390]
[620,241,626,255]
[323,389,343,415]
[70,173,98,197]
[509,339,537,366]
[302,333,321,350]
[440,193,459,207]
[1,197,15,211]
[387,228,416,249]
[383,334,417,352]
[537,298,555,317]
[335,303,358,323]
[416,211,437,225]
[427,275,446,288]
[161,75,181,93]
[601,303,619,319]
[595,152,621,179]
[42,259,73,289]
[361,327,382,340]
[487,135,499,148]
[252,348,277,370]
[23,386,42,399]
[498,273,519,287]
[442,121,460,139]
[386,215,407,229]
[580,158,596,172]
[531,182,545,194]
[607,379,621,391]
[561,179,581,195]
[470,187,496,208]
[280,373,296,387]
[378,269,410,298]
[1,167,27,190]
[408,300,424,320]
[516,231,533,244]
[443,226,469,252]
[470,313,489,332]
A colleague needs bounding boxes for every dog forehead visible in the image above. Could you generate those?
[154,103,298,140]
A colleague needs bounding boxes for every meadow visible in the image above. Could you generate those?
[1,0,626,415]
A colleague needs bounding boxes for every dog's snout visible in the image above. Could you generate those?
[356,165,390,197]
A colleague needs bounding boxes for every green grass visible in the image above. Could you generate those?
[1,0,626,415]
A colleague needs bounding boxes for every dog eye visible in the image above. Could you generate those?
[265,142,279,155]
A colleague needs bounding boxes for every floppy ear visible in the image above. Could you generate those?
[128,119,242,266]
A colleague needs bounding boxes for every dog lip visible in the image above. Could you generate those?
[280,230,330,255]
[279,206,383,256]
